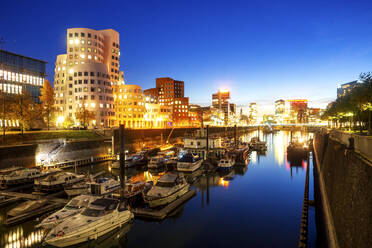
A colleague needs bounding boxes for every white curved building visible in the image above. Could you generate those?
[54,28,120,127]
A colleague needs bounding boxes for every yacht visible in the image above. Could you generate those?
[89,177,121,195]
[125,181,152,199]
[44,198,133,247]
[64,182,90,197]
[0,168,48,188]
[112,153,147,169]
[7,199,47,218]
[34,172,85,192]
[147,156,166,169]
[143,172,189,208]
[177,153,203,172]
[38,195,97,230]
[217,157,235,170]
[0,166,23,175]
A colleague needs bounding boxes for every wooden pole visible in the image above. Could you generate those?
[119,124,125,201]
[206,125,209,160]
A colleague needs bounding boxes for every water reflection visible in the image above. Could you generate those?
[0,130,316,248]
[1,226,44,248]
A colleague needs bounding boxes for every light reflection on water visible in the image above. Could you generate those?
[0,226,44,248]
[0,130,315,248]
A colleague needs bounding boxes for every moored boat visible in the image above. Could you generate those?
[177,153,203,172]
[147,156,166,170]
[0,168,49,188]
[38,195,97,230]
[125,181,152,198]
[34,172,85,192]
[45,198,133,247]
[217,157,235,170]
[7,199,47,217]
[143,172,189,208]
[89,177,121,195]
[64,182,90,197]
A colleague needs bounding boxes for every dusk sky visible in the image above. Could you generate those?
[2,0,372,113]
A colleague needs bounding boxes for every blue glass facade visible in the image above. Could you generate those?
[0,49,46,103]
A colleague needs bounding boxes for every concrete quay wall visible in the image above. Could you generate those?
[313,132,372,248]
[0,127,255,168]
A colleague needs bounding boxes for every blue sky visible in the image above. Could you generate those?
[2,0,372,113]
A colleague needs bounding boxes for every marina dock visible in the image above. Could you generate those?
[132,190,196,220]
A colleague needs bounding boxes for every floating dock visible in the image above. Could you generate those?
[132,190,196,220]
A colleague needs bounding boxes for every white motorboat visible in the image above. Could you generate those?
[34,172,85,192]
[89,177,121,195]
[45,198,133,247]
[64,182,90,197]
[0,168,48,188]
[38,195,97,229]
[147,156,166,169]
[177,153,203,172]
[7,199,47,217]
[124,181,152,198]
[0,166,23,175]
[143,172,189,208]
[217,157,235,170]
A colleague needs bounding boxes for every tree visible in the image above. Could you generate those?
[63,116,74,129]
[8,91,40,134]
[39,80,55,130]
[322,72,372,135]
[0,94,13,143]
[75,101,95,128]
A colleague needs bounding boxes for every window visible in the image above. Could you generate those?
[84,80,88,84]
[69,33,73,38]
[91,87,95,92]
[88,33,91,38]
[90,80,95,84]
[84,71,88,76]
[78,72,82,76]
[74,33,78,37]
[81,32,85,37]
[90,72,95,76]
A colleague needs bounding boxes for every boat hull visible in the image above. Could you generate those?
[144,184,189,208]
[46,211,133,247]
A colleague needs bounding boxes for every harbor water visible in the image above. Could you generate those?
[0,131,316,248]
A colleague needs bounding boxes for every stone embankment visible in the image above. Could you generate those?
[313,130,372,248]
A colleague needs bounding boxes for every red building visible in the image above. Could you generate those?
[144,77,190,127]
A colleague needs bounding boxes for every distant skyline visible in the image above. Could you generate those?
[2,0,372,112]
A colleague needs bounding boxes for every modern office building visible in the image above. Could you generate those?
[337,81,359,98]
[114,81,172,129]
[248,102,258,125]
[286,99,308,123]
[212,89,231,125]
[151,77,189,127]
[0,49,46,128]
[0,49,46,103]
[54,28,120,127]
[275,99,285,123]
